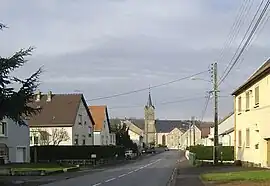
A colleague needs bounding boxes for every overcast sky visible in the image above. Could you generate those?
[1,0,270,121]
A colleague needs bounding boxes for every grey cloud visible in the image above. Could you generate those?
[1,0,270,120]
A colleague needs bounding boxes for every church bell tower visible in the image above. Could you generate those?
[144,91,156,147]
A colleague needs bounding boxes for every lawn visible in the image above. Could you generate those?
[201,170,270,183]
[6,163,75,172]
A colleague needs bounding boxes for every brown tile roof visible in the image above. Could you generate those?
[232,59,270,95]
[28,93,95,127]
[89,105,111,132]
[201,127,211,138]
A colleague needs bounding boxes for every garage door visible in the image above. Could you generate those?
[16,147,25,163]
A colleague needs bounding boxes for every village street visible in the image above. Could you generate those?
[41,151,181,186]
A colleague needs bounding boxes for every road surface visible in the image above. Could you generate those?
[41,150,180,186]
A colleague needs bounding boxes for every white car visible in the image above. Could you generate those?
[125,150,135,159]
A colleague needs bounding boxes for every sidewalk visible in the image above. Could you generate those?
[175,159,205,186]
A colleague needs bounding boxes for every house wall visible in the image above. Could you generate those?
[208,114,234,146]
[156,132,168,145]
[180,126,201,149]
[166,128,183,149]
[235,74,270,167]
[73,100,94,145]
[222,132,234,146]
[109,133,116,145]
[128,129,142,146]
[94,131,101,145]
[0,118,30,163]
[30,127,73,146]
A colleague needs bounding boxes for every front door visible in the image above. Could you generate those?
[16,147,25,163]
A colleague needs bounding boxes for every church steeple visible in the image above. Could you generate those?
[146,90,154,108]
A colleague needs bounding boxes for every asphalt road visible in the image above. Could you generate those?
[41,150,180,186]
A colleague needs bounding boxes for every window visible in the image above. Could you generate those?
[246,128,250,147]
[0,144,8,159]
[246,91,250,111]
[74,134,79,145]
[0,122,7,136]
[82,139,86,145]
[78,114,82,125]
[34,136,39,145]
[238,96,242,113]
[238,130,242,147]
[255,86,259,106]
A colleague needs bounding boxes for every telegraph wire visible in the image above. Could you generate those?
[219,0,265,82]
[86,70,209,102]
[217,0,254,64]
[108,95,230,110]
[218,0,270,86]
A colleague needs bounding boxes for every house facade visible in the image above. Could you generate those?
[89,106,116,146]
[122,120,144,147]
[232,60,270,167]
[0,118,30,163]
[208,112,234,146]
[28,91,95,146]
[180,124,201,149]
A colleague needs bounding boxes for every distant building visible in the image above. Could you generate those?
[111,92,212,149]
[88,105,116,146]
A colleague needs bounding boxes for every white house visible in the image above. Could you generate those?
[208,112,234,146]
[122,120,144,147]
[89,105,116,146]
[28,91,95,146]
[180,124,201,149]
[0,118,30,163]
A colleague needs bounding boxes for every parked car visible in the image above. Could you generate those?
[125,150,136,160]
[165,147,169,151]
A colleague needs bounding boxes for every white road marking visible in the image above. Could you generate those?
[105,178,116,182]
[91,158,163,185]
[118,173,127,178]
[92,183,101,186]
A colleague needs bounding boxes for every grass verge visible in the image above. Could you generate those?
[201,170,270,183]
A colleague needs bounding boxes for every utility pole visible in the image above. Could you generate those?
[192,116,195,146]
[189,120,191,147]
[211,62,219,165]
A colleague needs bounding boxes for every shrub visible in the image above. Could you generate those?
[189,145,234,161]
[30,145,126,162]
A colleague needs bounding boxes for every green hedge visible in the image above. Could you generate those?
[189,145,234,161]
[30,145,125,162]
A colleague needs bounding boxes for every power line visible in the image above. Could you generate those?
[219,0,270,86]
[109,95,230,110]
[217,0,254,64]
[219,0,265,82]
[87,70,209,102]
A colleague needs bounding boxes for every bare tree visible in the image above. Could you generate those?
[32,128,70,145]
[51,128,70,145]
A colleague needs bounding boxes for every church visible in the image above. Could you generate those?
[110,92,210,149]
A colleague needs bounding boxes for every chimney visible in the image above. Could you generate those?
[36,90,41,102]
[47,91,52,102]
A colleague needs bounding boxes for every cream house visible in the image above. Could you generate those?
[208,112,234,146]
[28,91,95,146]
[232,60,270,167]
[89,106,116,146]
[180,124,201,149]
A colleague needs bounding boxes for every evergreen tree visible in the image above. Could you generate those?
[0,23,42,125]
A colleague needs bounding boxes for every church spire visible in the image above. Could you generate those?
[146,88,154,108]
